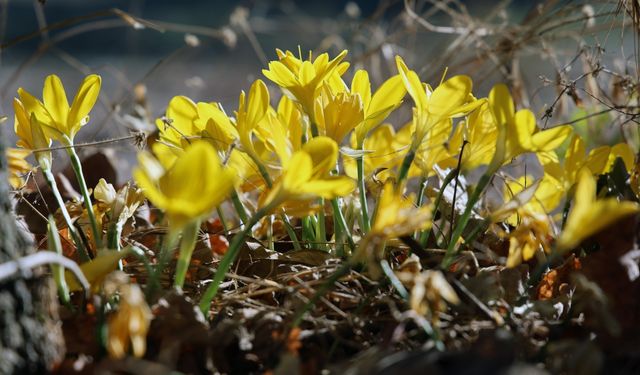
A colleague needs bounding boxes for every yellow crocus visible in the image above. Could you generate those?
[451,102,499,171]
[133,141,236,228]
[354,182,432,278]
[344,124,405,182]
[198,101,238,152]
[235,79,270,158]
[155,95,200,150]
[349,70,406,146]
[261,136,355,210]
[263,49,349,115]
[488,84,571,172]
[396,56,482,148]
[535,134,616,213]
[314,84,364,143]
[370,182,432,237]
[556,168,640,252]
[18,74,101,143]
[13,98,52,168]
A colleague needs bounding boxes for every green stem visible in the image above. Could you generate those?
[43,168,91,262]
[356,152,371,233]
[280,213,302,250]
[65,143,102,249]
[106,221,124,270]
[231,190,249,226]
[396,147,416,188]
[302,216,315,246]
[48,216,70,304]
[216,206,230,237]
[267,215,274,251]
[331,198,355,250]
[380,259,409,299]
[316,199,327,251]
[441,173,492,268]
[146,229,180,299]
[174,220,200,289]
[199,207,269,315]
[414,177,428,240]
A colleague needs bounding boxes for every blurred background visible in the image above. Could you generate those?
[1,0,635,183]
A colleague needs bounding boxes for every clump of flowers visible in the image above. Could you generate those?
[6,47,640,354]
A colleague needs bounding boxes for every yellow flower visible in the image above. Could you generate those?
[18,74,101,143]
[13,98,53,168]
[133,141,236,228]
[492,180,555,267]
[370,181,432,237]
[396,56,482,148]
[535,134,619,213]
[6,148,33,189]
[107,284,151,359]
[488,84,571,172]
[344,124,405,183]
[502,175,564,223]
[198,101,238,152]
[355,182,432,278]
[556,168,640,252]
[448,102,499,171]
[263,49,349,115]
[235,79,270,158]
[261,136,355,210]
[314,84,364,143]
[349,70,406,146]
[155,95,200,150]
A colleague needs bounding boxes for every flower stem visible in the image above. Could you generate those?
[216,206,230,237]
[396,147,416,188]
[231,190,249,226]
[199,207,268,315]
[316,199,327,251]
[280,213,302,250]
[43,168,91,262]
[146,228,180,299]
[65,144,102,249]
[356,153,371,233]
[419,169,457,247]
[441,173,492,268]
[47,216,70,305]
[174,220,200,289]
[331,198,355,250]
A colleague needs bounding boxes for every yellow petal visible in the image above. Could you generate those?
[530,125,572,151]
[557,168,640,251]
[301,136,339,178]
[608,143,635,172]
[585,146,611,175]
[428,75,472,118]
[299,176,355,199]
[351,70,372,107]
[395,56,428,111]
[18,88,54,130]
[43,74,70,128]
[356,74,406,144]
[65,249,131,292]
[67,74,101,137]
[489,83,514,126]
[246,79,270,127]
